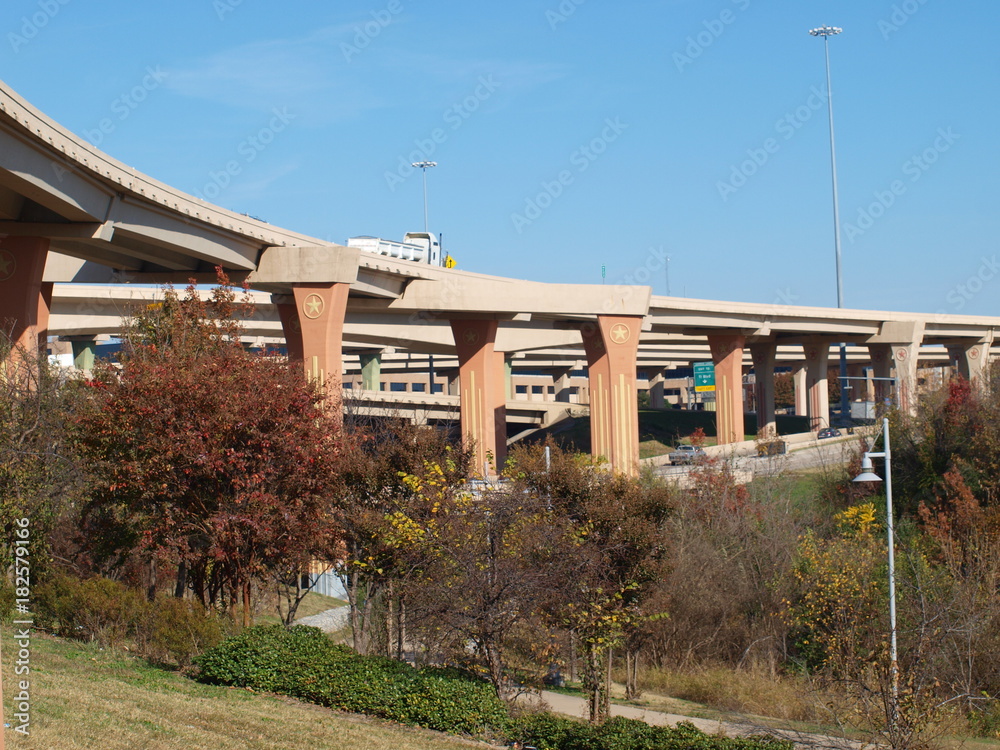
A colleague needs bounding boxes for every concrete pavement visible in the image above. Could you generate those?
[537,690,860,749]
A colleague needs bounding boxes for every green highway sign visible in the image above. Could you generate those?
[693,361,716,392]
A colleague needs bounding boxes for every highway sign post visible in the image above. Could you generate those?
[693,361,716,393]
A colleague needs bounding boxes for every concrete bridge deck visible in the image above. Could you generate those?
[2,77,998,475]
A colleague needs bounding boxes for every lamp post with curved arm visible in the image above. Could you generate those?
[853,417,899,740]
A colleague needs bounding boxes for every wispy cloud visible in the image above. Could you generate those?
[163,25,567,125]
[215,158,303,207]
[163,25,383,123]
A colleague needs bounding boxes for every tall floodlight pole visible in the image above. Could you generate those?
[809,25,849,426]
[412,160,437,232]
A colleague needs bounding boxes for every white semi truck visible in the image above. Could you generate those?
[346,232,443,266]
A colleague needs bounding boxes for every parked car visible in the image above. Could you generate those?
[668,444,707,465]
[817,427,842,439]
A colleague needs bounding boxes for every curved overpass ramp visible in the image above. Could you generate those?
[3,78,999,475]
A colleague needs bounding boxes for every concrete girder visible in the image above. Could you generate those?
[0,183,25,219]
[251,245,360,291]
[0,134,111,222]
[351,276,650,318]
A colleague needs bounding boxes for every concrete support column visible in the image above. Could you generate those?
[553,367,573,403]
[948,341,991,382]
[359,351,382,391]
[67,336,98,372]
[274,297,304,362]
[504,355,513,400]
[273,283,351,421]
[749,342,777,439]
[868,344,894,409]
[844,363,864,404]
[649,368,666,409]
[428,353,437,394]
[803,340,831,429]
[496,352,509,423]
[450,319,507,476]
[792,363,808,417]
[868,342,920,414]
[0,236,51,362]
[891,343,920,414]
[581,316,642,476]
[447,371,460,396]
[708,333,746,445]
[868,322,925,415]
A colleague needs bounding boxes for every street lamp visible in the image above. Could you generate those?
[809,25,850,428]
[853,416,899,738]
[411,160,437,232]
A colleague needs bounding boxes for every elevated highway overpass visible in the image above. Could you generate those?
[3,77,998,476]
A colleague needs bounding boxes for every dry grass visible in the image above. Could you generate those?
[630,665,823,724]
[627,666,1000,748]
[1,630,497,750]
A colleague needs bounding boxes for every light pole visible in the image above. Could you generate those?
[411,160,437,232]
[809,25,850,427]
[853,416,899,740]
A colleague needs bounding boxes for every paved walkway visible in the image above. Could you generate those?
[294,604,350,632]
[538,690,860,749]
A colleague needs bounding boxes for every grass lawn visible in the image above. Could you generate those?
[1,630,495,750]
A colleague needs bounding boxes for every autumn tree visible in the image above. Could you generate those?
[892,376,1000,515]
[73,274,345,625]
[336,415,471,655]
[384,463,563,700]
[774,372,795,410]
[509,443,674,723]
[0,333,84,579]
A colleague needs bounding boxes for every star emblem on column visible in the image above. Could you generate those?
[0,250,15,282]
[302,293,325,319]
[896,348,908,361]
[463,329,480,345]
[969,347,981,359]
[610,324,630,344]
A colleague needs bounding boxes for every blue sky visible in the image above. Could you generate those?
[3,0,998,316]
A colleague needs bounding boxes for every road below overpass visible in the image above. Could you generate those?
[651,432,864,483]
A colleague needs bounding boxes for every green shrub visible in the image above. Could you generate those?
[147,596,226,667]
[507,711,588,750]
[0,580,15,622]
[33,571,80,636]
[196,624,348,694]
[74,577,147,646]
[508,713,794,750]
[196,625,508,736]
[34,573,224,666]
[969,699,1000,739]
[198,626,795,748]
[34,572,147,647]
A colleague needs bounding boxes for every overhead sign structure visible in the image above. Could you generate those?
[693,361,716,392]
